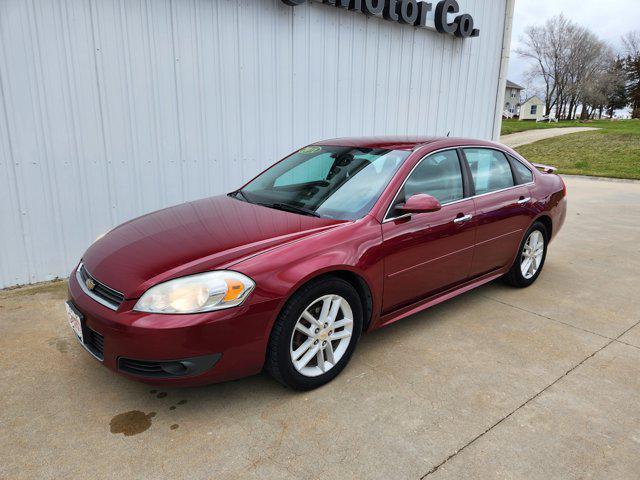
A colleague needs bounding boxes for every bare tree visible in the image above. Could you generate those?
[582,63,624,119]
[622,31,640,57]
[517,15,620,120]
[517,15,571,116]
[574,38,613,119]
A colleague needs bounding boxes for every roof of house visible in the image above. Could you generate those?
[522,95,544,104]
[506,80,524,90]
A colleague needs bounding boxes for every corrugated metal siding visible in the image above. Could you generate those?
[0,0,507,288]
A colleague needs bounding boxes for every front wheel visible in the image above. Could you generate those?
[503,221,548,287]
[265,277,362,390]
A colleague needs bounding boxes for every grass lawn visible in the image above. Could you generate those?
[500,119,604,135]
[506,119,640,180]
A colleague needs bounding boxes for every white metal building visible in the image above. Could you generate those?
[0,0,514,288]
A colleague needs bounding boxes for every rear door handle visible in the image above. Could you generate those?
[517,197,531,205]
[453,214,473,224]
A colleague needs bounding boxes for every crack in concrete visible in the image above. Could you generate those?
[481,295,613,340]
[483,295,640,354]
[616,339,640,352]
[420,307,640,479]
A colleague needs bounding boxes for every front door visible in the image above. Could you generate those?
[381,149,476,313]
[462,148,533,277]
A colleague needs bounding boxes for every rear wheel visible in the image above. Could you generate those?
[503,221,548,287]
[266,277,362,390]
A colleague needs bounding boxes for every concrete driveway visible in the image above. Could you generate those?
[500,127,600,148]
[1,176,639,479]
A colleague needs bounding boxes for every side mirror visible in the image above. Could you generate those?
[397,194,442,214]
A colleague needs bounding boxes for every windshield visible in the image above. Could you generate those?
[235,145,409,220]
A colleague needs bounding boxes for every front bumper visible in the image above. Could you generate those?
[67,266,280,386]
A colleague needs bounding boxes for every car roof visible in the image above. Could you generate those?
[313,136,499,151]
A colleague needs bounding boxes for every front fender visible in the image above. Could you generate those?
[232,215,385,348]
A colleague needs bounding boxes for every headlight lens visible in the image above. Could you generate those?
[133,271,255,314]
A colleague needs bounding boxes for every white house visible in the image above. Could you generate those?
[504,80,524,118]
[520,96,546,121]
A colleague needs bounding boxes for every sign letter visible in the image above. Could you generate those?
[434,0,459,35]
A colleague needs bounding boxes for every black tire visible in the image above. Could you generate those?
[265,276,363,390]
[503,221,549,288]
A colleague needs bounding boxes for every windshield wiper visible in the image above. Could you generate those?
[258,202,320,218]
[232,191,320,218]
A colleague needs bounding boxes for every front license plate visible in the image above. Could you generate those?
[65,301,83,343]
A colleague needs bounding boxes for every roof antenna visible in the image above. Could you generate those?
[446,131,451,137]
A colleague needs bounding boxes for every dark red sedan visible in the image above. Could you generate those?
[66,137,566,390]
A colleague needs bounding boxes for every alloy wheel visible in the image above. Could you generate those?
[289,294,353,377]
[520,230,544,279]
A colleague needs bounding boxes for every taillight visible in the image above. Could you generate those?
[561,177,567,196]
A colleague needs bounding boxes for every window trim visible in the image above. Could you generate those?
[383,146,535,223]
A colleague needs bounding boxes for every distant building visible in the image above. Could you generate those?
[504,80,524,118]
[520,96,545,121]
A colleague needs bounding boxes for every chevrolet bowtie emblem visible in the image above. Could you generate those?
[85,278,96,291]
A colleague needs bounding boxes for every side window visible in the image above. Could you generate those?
[274,153,333,187]
[463,148,515,195]
[391,150,463,215]
[509,156,534,184]
[530,105,537,115]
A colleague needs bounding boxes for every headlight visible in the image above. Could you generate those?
[133,271,255,314]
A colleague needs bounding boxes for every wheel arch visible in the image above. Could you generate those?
[282,268,375,333]
[535,214,553,240]
[330,270,374,332]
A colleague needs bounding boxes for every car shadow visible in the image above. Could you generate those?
[106,281,500,404]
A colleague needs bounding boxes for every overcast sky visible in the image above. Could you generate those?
[508,0,640,89]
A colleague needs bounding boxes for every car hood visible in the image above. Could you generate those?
[82,195,345,299]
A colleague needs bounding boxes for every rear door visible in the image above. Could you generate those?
[462,148,533,277]
[381,149,476,312]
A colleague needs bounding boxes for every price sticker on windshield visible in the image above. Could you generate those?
[298,146,322,155]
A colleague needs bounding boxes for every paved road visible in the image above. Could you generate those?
[501,127,600,148]
[1,176,639,479]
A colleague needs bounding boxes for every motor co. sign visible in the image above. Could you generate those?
[282,0,479,38]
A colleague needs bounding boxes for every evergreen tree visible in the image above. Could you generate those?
[606,57,628,117]
[627,55,640,118]
[622,32,640,118]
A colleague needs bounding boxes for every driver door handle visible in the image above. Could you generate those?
[453,214,473,224]
[517,196,531,205]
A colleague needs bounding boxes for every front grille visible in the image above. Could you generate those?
[84,327,104,360]
[78,263,124,310]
